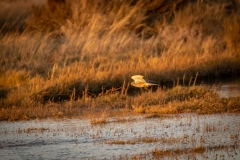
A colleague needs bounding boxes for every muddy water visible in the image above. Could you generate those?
[0,114,240,159]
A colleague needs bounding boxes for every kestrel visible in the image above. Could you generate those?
[131,75,159,88]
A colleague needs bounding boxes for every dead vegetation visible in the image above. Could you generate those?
[1,84,240,121]
[105,137,159,145]
[0,0,240,120]
[132,86,240,115]
[152,145,239,159]
[152,146,205,158]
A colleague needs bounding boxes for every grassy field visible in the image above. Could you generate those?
[0,0,240,121]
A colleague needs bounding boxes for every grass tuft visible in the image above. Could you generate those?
[0,0,240,121]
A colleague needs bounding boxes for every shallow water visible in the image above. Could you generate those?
[0,114,240,159]
[202,78,240,98]
[215,80,240,98]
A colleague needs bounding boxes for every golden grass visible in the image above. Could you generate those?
[105,137,159,145]
[0,0,33,33]
[152,144,239,158]
[90,117,107,125]
[132,86,240,115]
[152,146,205,158]
[0,70,29,88]
[0,0,240,120]
[1,84,240,121]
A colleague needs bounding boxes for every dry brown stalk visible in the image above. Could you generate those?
[0,0,239,119]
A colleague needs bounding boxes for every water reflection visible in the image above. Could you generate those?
[216,81,240,98]
[204,79,240,98]
[0,114,240,159]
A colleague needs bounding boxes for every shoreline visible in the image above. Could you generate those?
[1,85,240,122]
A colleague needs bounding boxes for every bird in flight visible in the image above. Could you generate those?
[131,75,159,88]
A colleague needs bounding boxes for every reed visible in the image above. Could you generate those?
[152,146,205,158]
[1,84,240,121]
[0,0,240,117]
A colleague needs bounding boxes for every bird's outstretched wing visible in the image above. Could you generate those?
[131,75,159,87]
[131,75,146,83]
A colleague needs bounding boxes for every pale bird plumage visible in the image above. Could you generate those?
[131,75,159,88]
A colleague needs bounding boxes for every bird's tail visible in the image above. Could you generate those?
[146,80,159,85]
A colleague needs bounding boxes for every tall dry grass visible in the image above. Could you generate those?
[0,0,42,33]
[0,0,240,109]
